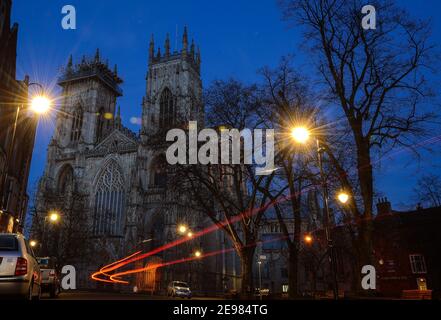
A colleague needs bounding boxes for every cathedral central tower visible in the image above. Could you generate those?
[141,27,203,140]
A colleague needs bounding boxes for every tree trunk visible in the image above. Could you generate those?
[356,141,375,273]
[288,245,299,298]
[239,247,255,298]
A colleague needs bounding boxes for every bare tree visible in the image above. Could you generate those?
[257,57,320,297]
[413,174,441,208]
[29,188,94,272]
[279,0,438,279]
[172,79,276,297]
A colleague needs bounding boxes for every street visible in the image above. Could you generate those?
[42,291,225,300]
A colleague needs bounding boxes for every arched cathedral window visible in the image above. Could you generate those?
[159,88,175,127]
[151,156,167,188]
[96,108,105,142]
[93,161,126,237]
[70,106,83,142]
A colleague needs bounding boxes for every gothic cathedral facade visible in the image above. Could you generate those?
[35,29,240,293]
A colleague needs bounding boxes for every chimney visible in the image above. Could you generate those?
[376,198,392,216]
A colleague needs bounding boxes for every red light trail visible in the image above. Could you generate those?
[90,196,283,284]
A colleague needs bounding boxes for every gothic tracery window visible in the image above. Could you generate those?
[93,161,126,237]
[151,156,167,188]
[159,88,175,127]
[70,106,83,142]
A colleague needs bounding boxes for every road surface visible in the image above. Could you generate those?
[42,291,224,300]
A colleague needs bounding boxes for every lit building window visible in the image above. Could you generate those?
[409,254,427,274]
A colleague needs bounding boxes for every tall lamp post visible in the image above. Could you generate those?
[291,126,339,300]
[257,260,262,301]
[42,211,61,255]
[0,82,52,231]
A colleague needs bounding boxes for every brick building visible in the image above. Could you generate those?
[0,0,36,233]
[374,199,441,298]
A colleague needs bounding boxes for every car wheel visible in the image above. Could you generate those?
[50,286,56,298]
[34,285,41,301]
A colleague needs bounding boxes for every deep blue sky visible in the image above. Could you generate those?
[11,0,441,210]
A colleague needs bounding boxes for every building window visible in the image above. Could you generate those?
[409,254,427,274]
[159,88,175,128]
[70,107,83,142]
[151,156,167,188]
[93,161,125,237]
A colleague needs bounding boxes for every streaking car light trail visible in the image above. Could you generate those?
[91,197,283,282]
[93,234,288,285]
[91,251,143,283]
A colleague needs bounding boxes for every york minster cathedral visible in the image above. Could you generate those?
[35,28,240,293]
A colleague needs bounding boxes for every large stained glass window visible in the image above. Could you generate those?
[93,161,125,237]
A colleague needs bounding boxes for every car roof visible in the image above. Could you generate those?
[0,233,25,239]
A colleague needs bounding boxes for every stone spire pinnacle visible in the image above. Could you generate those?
[149,34,155,61]
[67,54,73,69]
[196,46,201,65]
[182,26,188,53]
[115,105,122,129]
[114,64,118,77]
[95,48,100,62]
[165,33,171,57]
[190,39,195,57]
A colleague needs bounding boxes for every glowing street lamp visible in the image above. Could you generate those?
[337,192,350,204]
[178,224,188,235]
[194,250,202,258]
[30,95,51,114]
[48,211,60,223]
[304,234,313,244]
[187,231,193,238]
[30,240,37,247]
[290,126,310,144]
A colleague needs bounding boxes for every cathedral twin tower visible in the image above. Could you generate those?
[35,28,206,289]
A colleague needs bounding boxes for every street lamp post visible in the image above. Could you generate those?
[0,81,51,230]
[316,139,339,300]
[42,211,61,255]
[291,126,339,300]
[257,261,262,301]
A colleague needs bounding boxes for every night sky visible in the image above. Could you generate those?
[11,0,441,210]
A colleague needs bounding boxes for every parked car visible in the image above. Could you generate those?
[37,257,60,298]
[167,281,192,298]
[0,233,41,300]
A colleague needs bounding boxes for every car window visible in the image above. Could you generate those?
[0,235,18,251]
[37,258,53,268]
[174,282,189,288]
